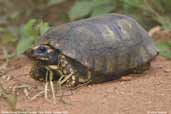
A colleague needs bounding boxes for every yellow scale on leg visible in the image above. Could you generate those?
[57,55,77,87]
[48,54,77,87]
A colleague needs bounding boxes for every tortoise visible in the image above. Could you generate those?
[25,14,158,87]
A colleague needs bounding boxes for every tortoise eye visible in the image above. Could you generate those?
[38,46,47,52]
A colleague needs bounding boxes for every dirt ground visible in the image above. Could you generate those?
[0,28,171,114]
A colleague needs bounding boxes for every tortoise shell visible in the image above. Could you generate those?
[38,14,158,75]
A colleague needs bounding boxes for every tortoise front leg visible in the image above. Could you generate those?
[57,65,78,87]
[57,55,78,87]
[44,67,56,103]
[47,61,78,87]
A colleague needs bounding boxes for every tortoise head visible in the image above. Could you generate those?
[25,44,59,65]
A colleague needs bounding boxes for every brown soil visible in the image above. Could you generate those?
[0,29,171,114]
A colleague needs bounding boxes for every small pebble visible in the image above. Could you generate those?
[164,69,171,73]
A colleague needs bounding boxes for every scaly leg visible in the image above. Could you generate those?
[44,67,56,103]
[44,70,49,100]
[56,55,78,87]
[58,73,73,85]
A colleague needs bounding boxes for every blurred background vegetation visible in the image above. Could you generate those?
[0,0,171,58]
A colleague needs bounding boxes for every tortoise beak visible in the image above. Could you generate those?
[24,47,49,61]
[24,48,35,59]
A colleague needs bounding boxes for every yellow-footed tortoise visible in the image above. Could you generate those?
[25,14,158,87]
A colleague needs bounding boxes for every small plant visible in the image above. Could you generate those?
[16,19,49,55]
[156,41,171,59]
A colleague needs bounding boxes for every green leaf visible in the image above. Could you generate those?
[91,4,114,16]
[16,37,35,55]
[92,0,114,6]
[58,12,69,22]
[36,21,49,35]
[68,1,94,20]
[48,0,67,6]
[156,41,171,59]
[0,27,6,32]
[22,19,37,38]
[123,0,147,15]
[161,23,171,30]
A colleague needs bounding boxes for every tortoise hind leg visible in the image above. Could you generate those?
[132,62,151,74]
